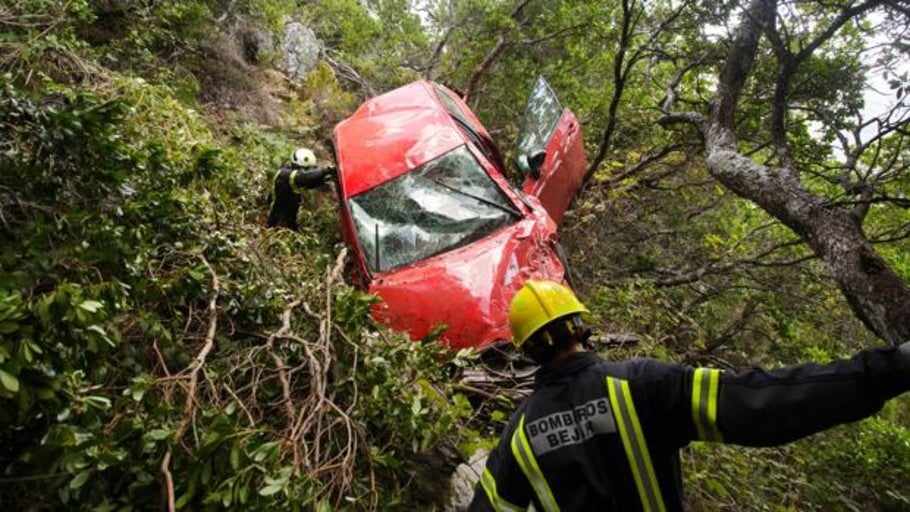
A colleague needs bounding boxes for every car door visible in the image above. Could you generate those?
[516,76,587,225]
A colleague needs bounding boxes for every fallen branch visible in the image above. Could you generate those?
[265,299,303,467]
[160,255,220,512]
[160,450,175,512]
[176,256,220,442]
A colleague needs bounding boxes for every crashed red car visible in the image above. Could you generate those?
[332,77,587,350]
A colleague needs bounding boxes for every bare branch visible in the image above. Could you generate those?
[424,26,453,80]
[584,0,636,181]
[161,255,220,512]
[591,143,683,191]
[658,111,707,128]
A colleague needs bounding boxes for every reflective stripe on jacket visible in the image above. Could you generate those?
[469,346,910,511]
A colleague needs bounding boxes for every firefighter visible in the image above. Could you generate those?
[469,280,910,512]
[267,148,335,231]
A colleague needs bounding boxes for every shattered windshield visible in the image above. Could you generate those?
[348,145,519,273]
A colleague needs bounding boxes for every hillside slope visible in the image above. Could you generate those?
[0,1,482,510]
[3,1,910,511]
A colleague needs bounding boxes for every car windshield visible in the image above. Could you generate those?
[348,145,519,273]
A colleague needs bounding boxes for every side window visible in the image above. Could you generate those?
[517,77,562,158]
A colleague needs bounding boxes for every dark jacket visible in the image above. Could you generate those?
[469,345,910,512]
[267,164,335,230]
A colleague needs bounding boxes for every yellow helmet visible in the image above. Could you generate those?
[509,280,589,349]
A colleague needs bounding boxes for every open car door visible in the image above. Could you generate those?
[516,76,587,225]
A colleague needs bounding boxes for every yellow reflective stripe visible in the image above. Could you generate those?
[479,467,524,512]
[691,369,706,440]
[288,169,305,194]
[691,368,723,442]
[269,169,282,212]
[708,369,721,438]
[510,415,560,512]
[606,377,667,512]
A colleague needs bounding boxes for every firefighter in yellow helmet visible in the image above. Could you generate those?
[470,280,910,512]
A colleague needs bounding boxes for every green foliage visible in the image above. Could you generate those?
[307,0,429,91]
[0,10,478,509]
[301,61,360,127]
[4,0,910,509]
[685,402,910,511]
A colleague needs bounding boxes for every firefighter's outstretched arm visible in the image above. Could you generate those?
[691,342,910,447]
[291,165,336,190]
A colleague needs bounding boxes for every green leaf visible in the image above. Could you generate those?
[706,477,729,498]
[0,369,19,393]
[86,324,107,336]
[129,387,145,402]
[84,395,111,410]
[230,443,241,470]
[175,491,193,509]
[252,442,277,462]
[258,483,283,497]
[69,470,91,490]
[146,429,171,441]
[79,300,104,313]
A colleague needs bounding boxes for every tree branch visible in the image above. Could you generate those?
[462,0,533,104]
[694,0,910,344]
[713,0,777,131]
[161,255,220,512]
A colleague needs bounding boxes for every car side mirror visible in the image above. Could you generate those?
[516,150,547,180]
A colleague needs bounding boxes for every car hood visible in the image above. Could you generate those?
[367,216,565,350]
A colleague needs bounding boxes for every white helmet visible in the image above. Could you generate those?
[291,148,317,168]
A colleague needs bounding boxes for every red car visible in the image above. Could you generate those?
[332,77,587,350]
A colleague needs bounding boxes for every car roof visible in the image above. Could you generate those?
[333,81,465,197]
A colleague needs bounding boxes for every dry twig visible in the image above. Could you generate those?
[160,255,220,512]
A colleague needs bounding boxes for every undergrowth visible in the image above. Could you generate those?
[0,2,480,509]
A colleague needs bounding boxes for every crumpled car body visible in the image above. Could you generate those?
[332,78,587,350]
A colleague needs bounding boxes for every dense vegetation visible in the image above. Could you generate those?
[1,0,909,510]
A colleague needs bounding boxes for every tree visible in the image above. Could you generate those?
[660,0,910,344]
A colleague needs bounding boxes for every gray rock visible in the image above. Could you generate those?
[443,449,489,512]
[279,21,321,82]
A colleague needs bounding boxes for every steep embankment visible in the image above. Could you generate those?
[0,2,486,510]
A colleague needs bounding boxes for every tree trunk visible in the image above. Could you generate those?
[665,0,910,345]
[703,125,910,344]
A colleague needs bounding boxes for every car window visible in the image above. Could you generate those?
[348,145,519,273]
[517,77,563,158]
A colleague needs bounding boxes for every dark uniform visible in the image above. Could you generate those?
[267,164,335,230]
[470,345,910,512]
